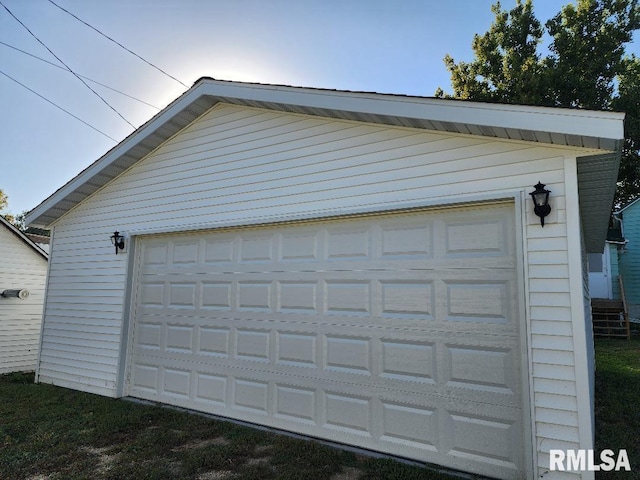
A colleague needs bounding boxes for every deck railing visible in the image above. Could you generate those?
[592,276,630,339]
[619,275,631,339]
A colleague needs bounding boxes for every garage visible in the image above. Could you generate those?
[27,78,625,479]
[126,201,526,479]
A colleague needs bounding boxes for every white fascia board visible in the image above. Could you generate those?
[198,80,626,143]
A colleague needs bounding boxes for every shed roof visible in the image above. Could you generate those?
[25,78,625,251]
[617,196,640,214]
[0,215,48,260]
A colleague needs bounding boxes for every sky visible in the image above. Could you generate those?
[0,0,636,217]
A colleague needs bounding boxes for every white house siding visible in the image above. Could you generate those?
[0,225,48,373]
[39,104,599,476]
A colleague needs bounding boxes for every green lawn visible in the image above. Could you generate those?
[594,338,640,478]
[1,339,638,479]
[0,372,453,480]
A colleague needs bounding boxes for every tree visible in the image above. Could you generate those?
[612,56,640,206]
[0,190,28,231]
[438,0,640,207]
[545,0,640,109]
[437,0,550,106]
[0,189,15,225]
[0,189,7,212]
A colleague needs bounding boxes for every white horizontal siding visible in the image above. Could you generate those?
[40,103,595,477]
[0,225,48,373]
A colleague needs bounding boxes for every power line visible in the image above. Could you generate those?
[46,0,189,89]
[0,0,136,129]
[0,69,118,142]
[0,40,161,111]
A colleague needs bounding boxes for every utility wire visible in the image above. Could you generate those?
[0,0,136,129]
[0,69,117,142]
[0,40,161,111]
[47,0,189,88]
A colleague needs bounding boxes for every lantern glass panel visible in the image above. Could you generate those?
[532,191,548,207]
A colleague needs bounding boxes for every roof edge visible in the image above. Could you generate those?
[0,216,49,259]
[25,78,626,229]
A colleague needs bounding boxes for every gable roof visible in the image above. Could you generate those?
[25,78,625,251]
[0,215,48,260]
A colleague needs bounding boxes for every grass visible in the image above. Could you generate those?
[594,338,640,479]
[1,339,637,480]
[0,372,454,480]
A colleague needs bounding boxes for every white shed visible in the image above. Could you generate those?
[0,215,48,373]
[26,79,625,480]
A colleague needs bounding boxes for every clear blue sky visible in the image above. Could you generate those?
[0,0,632,216]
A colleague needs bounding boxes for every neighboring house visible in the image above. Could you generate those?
[25,78,625,480]
[587,233,622,301]
[0,215,48,373]
[26,232,50,254]
[591,198,640,320]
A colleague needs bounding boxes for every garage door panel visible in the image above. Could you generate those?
[131,345,520,408]
[141,258,515,276]
[201,282,233,311]
[134,316,518,372]
[137,278,516,324]
[128,203,525,479]
[443,281,512,324]
[444,344,517,393]
[132,313,522,366]
[130,355,522,430]
[443,223,512,257]
[446,412,520,469]
[133,309,520,339]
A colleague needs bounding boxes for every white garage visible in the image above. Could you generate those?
[128,203,524,477]
[26,79,625,480]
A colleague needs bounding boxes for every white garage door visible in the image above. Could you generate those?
[127,202,526,479]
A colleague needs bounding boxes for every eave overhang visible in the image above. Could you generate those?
[25,78,625,252]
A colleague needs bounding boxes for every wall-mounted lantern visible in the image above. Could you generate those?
[530,182,551,227]
[110,231,125,255]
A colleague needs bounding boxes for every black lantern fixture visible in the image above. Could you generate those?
[530,182,551,227]
[110,231,125,254]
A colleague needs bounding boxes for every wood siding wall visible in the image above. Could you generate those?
[620,204,640,319]
[0,226,48,373]
[41,104,595,478]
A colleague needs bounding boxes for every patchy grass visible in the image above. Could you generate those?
[0,373,452,480]
[1,339,636,479]
[594,338,640,478]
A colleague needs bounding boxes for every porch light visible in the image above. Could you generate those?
[530,182,551,227]
[110,231,125,254]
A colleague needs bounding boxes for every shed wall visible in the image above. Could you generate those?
[620,203,640,320]
[0,226,48,373]
[40,104,593,478]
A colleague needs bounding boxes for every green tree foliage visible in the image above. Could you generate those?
[0,190,28,231]
[612,56,640,206]
[0,189,7,212]
[438,0,549,105]
[438,0,640,207]
[545,0,640,109]
[0,189,15,225]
